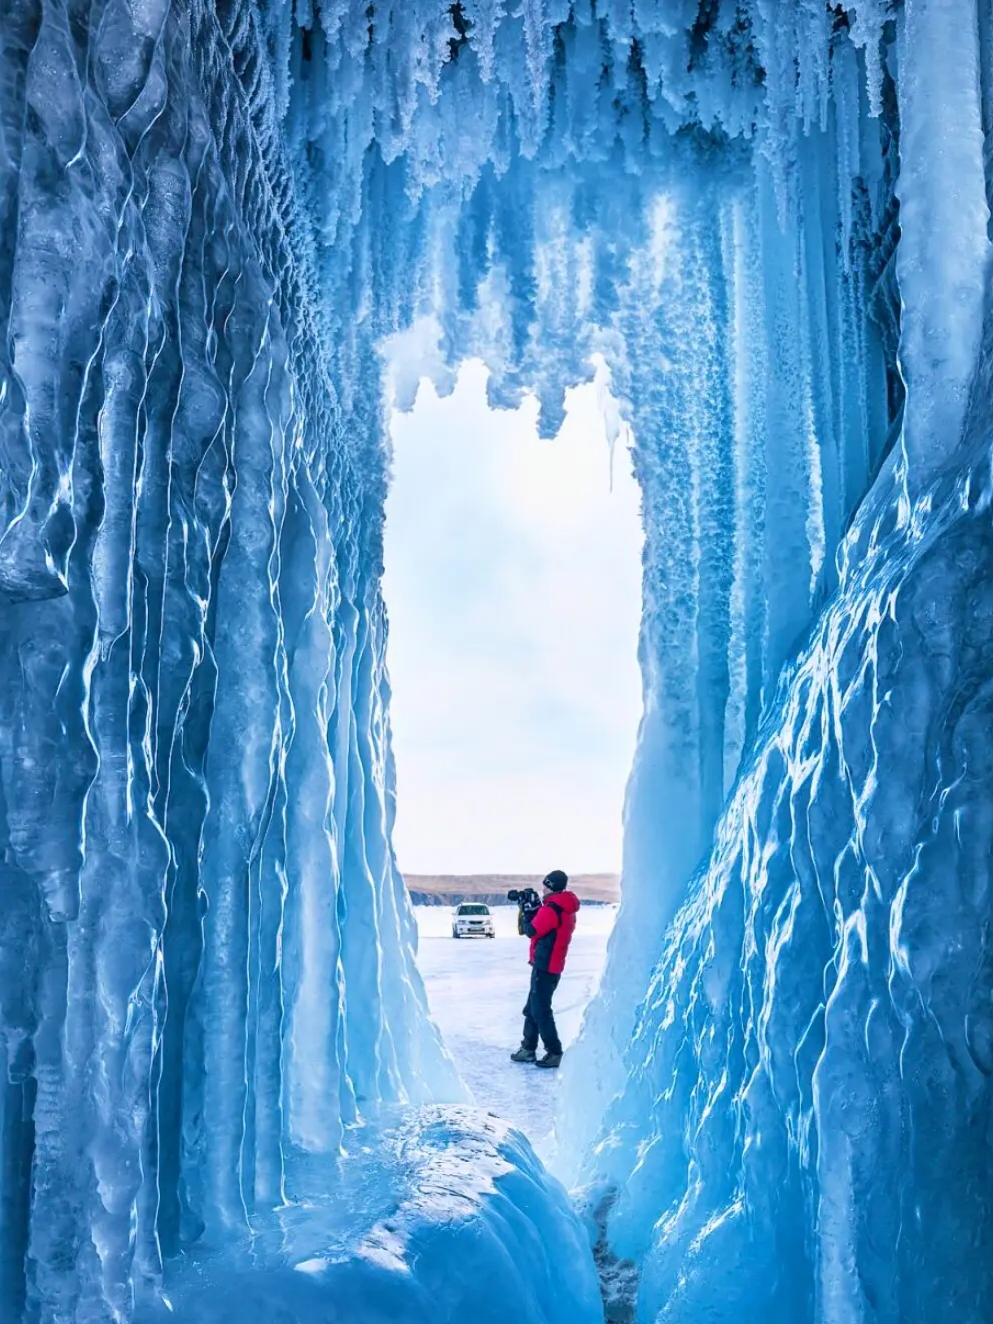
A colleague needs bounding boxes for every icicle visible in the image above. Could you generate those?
[895,0,992,479]
[832,35,861,268]
[848,0,888,117]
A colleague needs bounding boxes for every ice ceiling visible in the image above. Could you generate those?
[1,1,992,1321]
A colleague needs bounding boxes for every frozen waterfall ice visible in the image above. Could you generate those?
[1,1,992,1322]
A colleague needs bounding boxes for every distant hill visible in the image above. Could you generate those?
[404,872,620,907]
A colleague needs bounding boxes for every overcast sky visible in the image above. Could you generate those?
[383,359,644,876]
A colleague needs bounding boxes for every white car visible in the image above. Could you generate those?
[451,902,496,938]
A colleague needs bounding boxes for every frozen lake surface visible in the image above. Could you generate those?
[414,903,616,1163]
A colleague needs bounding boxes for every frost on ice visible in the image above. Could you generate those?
[1,0,992,1322]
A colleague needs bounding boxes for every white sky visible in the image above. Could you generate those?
[383,358,644,876]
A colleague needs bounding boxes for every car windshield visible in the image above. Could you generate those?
[457,904,489,916]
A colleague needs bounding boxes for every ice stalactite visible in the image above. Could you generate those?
[566,10,993,1324]
[561,96,898,1177]
[582,393,993,1322]
[0,3,459,1319]
[895,0,991,480]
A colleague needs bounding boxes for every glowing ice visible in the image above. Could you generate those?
[1,2,990,1321]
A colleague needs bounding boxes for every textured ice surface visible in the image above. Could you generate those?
[3,1,993,1321]
[0,3,463,1318]
[562,40,993,1324]
[580,425,993,1322]
[134,1107,602,1324]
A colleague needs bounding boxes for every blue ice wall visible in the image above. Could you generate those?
[0,3,458,1318]
[564,9,993,1323]
[581,417,993,1323]
[3,1,993,1321]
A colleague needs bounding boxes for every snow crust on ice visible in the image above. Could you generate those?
[134,1107,602,1324]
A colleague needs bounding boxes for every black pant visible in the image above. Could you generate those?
[522,967,562,1055]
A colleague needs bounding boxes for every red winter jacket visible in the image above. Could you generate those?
[527,890,580,974]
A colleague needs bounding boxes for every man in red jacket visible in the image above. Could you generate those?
[510,869,580,1069]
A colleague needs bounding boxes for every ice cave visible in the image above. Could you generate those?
[1,0,992,1320]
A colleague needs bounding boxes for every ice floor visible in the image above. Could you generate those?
[414,904,616,1164]
[132,906,615,1323]
[139,1107,603,1324]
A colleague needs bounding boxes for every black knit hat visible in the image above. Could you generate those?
[542,869,569,892]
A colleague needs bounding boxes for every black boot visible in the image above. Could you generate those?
[510,1045,537,1063]
[535,1052,562,1069]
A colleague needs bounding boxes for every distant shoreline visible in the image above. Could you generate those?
[404,872,620,907]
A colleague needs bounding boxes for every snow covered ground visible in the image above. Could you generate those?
[414,903,617,1164]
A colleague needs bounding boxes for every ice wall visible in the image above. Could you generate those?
[0,3,458,1319]
[4,0,993,1321]
[566,8,993,1323]
[560,31,903,1169]
[581,395,993,1323]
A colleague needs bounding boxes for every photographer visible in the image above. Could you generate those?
[509,870,580,1069]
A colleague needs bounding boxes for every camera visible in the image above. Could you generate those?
[508,886,542,936]
[507,886,541,908]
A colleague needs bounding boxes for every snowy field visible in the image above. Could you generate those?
[414,903,616,1161]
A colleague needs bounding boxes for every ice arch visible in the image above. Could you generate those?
[0,1,991,1322]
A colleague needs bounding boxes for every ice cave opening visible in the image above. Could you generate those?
[2,2,993,1323]
[382,352,642,878]
[381,351,639,1160]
